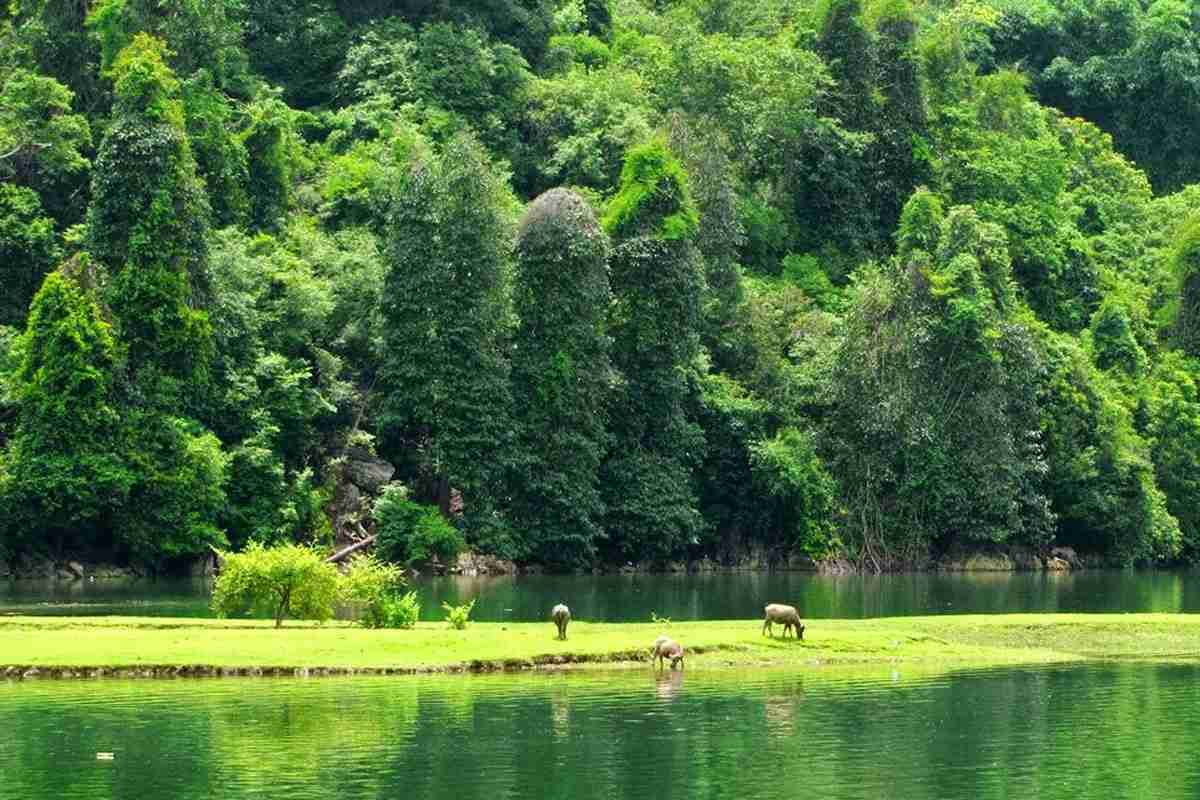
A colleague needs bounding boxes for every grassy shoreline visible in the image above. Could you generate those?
[1,613,1198,680]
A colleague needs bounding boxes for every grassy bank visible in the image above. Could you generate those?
[1,614,1197,678]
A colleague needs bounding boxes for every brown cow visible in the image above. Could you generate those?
[763,603,805,639]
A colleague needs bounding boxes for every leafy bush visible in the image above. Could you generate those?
[377,590,422,629]
[442,599,475,630]
[374,484,466,566]
[340,554,405,627]
[211,543,340,628]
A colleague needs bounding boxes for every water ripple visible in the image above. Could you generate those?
[2,663,1200,799]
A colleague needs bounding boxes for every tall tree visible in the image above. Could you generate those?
[82,35,227,566]
[0,266,130,558]
[825,191,1054,569]
[511,188,612,568]
[600,140,706,563]
[378,133,516,553]
[87,33,213,412]
[871,0,931,236]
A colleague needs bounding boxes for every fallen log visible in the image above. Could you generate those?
[326,535,377,564]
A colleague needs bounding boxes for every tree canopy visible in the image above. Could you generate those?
[3,0,1200,573]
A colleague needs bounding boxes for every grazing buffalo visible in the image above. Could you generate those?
[652,635,685,670]
[552,603,571,640]
[763,603,805,639]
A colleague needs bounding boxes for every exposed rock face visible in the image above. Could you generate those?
[327,447,397,548]
[452,552,518,577]
[1050,546,1084,569]
[66,561,85,579]
[343,447,395,493]
[1045,556,1071,571]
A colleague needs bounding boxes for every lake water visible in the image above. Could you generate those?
[3,662,1199,799]
[3,570,1200,621]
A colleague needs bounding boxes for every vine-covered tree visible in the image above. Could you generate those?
[600,140,706,562]
[378,132,516,553]
[87,34,213,412]
[511,188,612,568]
[0,266,129,558]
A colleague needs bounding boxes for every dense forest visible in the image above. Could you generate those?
[3,0,1200,573]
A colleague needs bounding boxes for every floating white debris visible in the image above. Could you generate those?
[96,752,114,761]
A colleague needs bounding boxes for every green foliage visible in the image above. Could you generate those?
[442,599,475,630]
[749,427,838,559]
[1145,353,1200,561]
[87,0,248,92]
[1089,300,1147,377]
[989,0,1200,191]
[782,255,838,310]
[244,0,348,108]
[602,139,698,240]
[211,543,341,627]
[0,184,59,327]
[1170,218,1200,357]
[374,590,422,629]
[516,64,654,197]
[374,484,466,567]
[824,198,1053,569]
[112,414,229,564]
[238,97,293,231]
[181,72,249,227]
[1037,330,1179,564]
[340,554,407,627]
[0,67,92,223]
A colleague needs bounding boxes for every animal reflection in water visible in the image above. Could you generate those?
[654,669,685,701]
[551,691,571,739]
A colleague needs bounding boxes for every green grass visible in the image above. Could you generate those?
[1,613,1198,675]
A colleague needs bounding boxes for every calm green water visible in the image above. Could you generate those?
[3,570,1200,621]
[2,663,1199,799]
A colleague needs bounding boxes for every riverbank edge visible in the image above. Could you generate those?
[0,541,1098,581]
[3,614,1198,681]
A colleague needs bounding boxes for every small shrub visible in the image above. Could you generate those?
[341,554,405,628]
[378,590,421,629]
[650,611,671,626]
[212,543,340,628]
[375,484,466,566]
[442,599,475,630]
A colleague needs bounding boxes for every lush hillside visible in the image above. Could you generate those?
[3,0,1200,573]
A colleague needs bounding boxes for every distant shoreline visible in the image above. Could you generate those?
[2,613,1198,681]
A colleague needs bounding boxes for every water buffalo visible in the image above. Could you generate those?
[652,635,685,670]
[763,603,805,639]
[552,603,571,640]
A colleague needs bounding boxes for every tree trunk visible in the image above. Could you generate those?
[437,475,452,518]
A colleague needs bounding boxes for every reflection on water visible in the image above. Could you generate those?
[5,569,1200,621]
[2,663,1199,800]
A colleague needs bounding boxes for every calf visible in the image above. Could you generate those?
[763,603,805,640]
[552,603,571,640]
[652,635,685,670]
